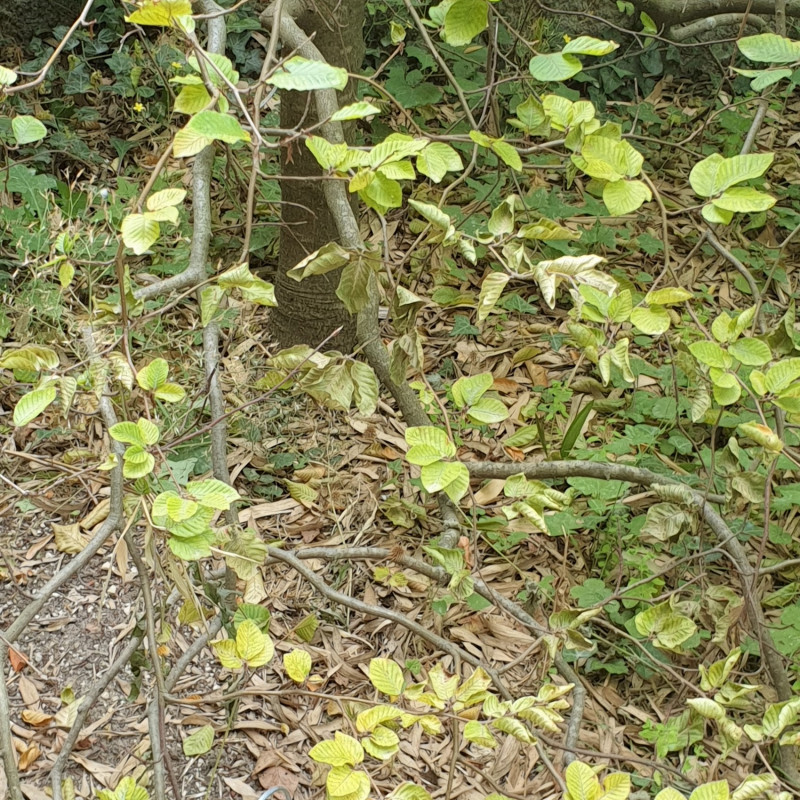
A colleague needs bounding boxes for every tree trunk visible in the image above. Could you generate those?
[272,0,364,351]
[0,0,85,42]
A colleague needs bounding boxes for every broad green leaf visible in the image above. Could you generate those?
[133,418,158,445]
[287,242,350,281]
[306,136,349,170]
[420,460,470,502]
[331,101,381,121]
[766,358,800,393]
[137,359,169,390]
[147,188,186,211]
[59,260,75,289]
[603,179,651,214]
[168,530,213,560]
[478,272,511,322]
[630,305,670,335]
[362,725,399,760]
[326,767,370,800]
[491,140,522,172]
[154,383,186,402]
[738,33,800,63]
[734,67,793,90]
[491,716,535,743]
[233,604,270,632]
[283,649,312,683]
[417,142,462,182]
[173,111,250,158]
[126,0,194,32]
[12,116,47,145]
[689,781,730,800]
[164,495,198,522]
[428,663,459,700]
[121,213,159,255]
[452,373,493,407]
[369,658,405,697]
[187,52,238,86]
[174,83,211,114]
[702,203,734,225]
[728,338,771,366]
[443,0,488,46]
[463,720,497,748]
[141,206,176,225]
[408,199,452,231]
[13,386,57,426]
[187,479,240,510]
[405,426,455,459]
[308,731,364,767]
[212,639,242,670]
[378,160,416,181]
[337,257,374,314]
[200,285,224,325]
[122,447,155,479]
[468,397,508,424]
[236,619,266,661]
[356,705,402,733]
[518,218,578,241]
[713,380,742,406]
[645,287,692,305]
[109,421,145,446]
[686,698,726,720]
[183,725,214,756]
[389,785,433,800]
[689,152,774,198]
[0,345,59,371]
[359,171,402,213]
[350,360,379,416]
[529,52,583,82]
[286,479,318,507]
[562,36,619,56]
[267,56,348,91]
[504,425,539,447]
[689,341,733,370]
[0,65,18,86]
[737,421,782,453]
[712,187,775,213]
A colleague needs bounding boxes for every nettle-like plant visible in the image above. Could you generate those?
[308,657,572,800]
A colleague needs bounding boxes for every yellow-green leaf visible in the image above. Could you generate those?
[283,649,312,683]
[369,658,405,697]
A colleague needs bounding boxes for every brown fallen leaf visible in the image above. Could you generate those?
[9,647,28,673]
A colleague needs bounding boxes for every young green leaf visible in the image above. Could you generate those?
[369,658,405,697]
[283,649,312,683]
[182,725,214,756]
